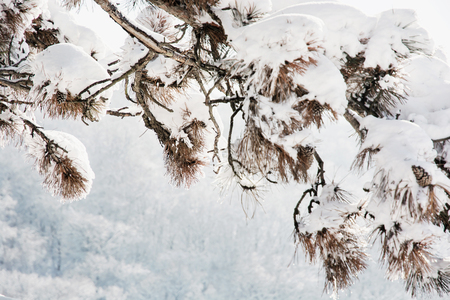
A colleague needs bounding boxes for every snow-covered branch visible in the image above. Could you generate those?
[1,0,450,297]
[94,0,196,66]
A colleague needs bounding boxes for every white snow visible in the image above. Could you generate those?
[398,56,450,140]
[293,53,347,114]
[29,43,111,96]
[2,0,450,299]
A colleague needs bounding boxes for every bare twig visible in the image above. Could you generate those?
[209,96,245,104]
[83,51,156,103]
[106,107,142,118]
[193,70,222,164]
[107,59,120,66]
[79,78,111,96]
[293,150,326,233]
[432,136,450,143]
[228,102,244,177]
[293,187,315,234]
[160,23,189,46]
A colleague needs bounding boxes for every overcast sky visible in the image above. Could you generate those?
[76,0,450,58]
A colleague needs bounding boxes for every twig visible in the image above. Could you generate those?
[147,93,174,113]
[83,51,156,103]
[209,96,245,104]
[314,150,325,187]
[22,119,68,154]
[193,70,223,165]
[432,136,450,143]
[8,37,13,66]
[293,150,327,233]
[228,102,244,178]
[123,76,137,104]
[107,59,120,66]
[106,108,142,118]
[344,109,365,141]
[160,23,189,46]
[79,78,111,96]
[293,187,315,234]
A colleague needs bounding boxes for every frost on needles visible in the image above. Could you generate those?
[1,0,450,297]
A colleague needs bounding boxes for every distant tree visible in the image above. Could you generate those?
[1,0,450,297]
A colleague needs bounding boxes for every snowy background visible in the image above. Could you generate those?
[1,0,449,299]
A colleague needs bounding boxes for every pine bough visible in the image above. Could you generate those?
[1,0,450,297]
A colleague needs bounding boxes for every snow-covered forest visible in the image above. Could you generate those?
[1,0,450,299]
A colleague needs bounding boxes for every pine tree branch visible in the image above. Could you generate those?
[94,0,196,66]
[133,69,171,142]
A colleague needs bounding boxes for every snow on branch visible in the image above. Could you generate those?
[94,0,196,66]
[2,0,450,298]
[0,103,94,201]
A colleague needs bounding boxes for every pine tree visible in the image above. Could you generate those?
[1,0,450,297]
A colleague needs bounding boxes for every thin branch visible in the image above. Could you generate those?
[293,187,315,234]
[8,36,13,66]
[228,102,244,178]
[147,93,174,112]
[293,150,326,234]
[432,136,450,143]
[209,96,245,104]
[83,51,156,103]
[194,70,208,99]
[133,69,170,141]
[159,23,189,47]
[209,104,221,166]
[79,78,111,96]
[107,59,120,66]
[123,76,137,104]
[344,109,365,141]
[193,70,222,165]
[106,108,142,118]
[314,150,325,187]
[22,119,68,154]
